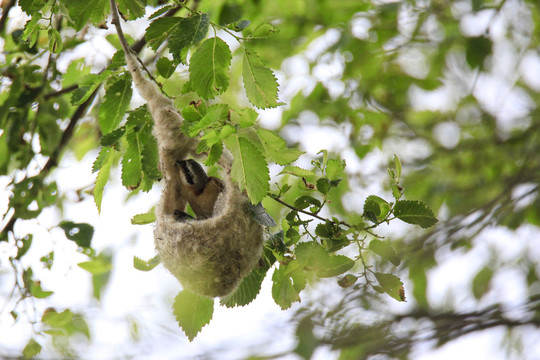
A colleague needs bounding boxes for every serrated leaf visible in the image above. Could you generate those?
[117,0,145,20]
[278,166,317,179]
[22,338,42,359]
[295,242,353,277]
[63,0,108,31]
[131,209,156,224]
[19,0,46,15]
[100,126,126,147]
[374,272,405,301]
[188,104,229,137]
[220,267,268,307]
[145,17,181,50]
[225,135,269,204]
[92,146,112,173]
[294,195,321,211]
[271,264,302,310]
[369,239,400,266]
[94,148,115,213]
[71,71,110,105]
[98,75,132,134]
[48,28,63,54]
[173,290,214,342]
[316,255,354,278]
[256,128,302,165]
[325,158,345,180]
[59,221,94,248]
[251,23,278,38]
[363,195,390,223]
[190,37,232,99]
[169,14,210,62]
[122,131,142,188]
[230,107,258,128]
[242,51,279,108]
[156,57,177,78]
[316,178,331,195]
[133,254,161,271]
[149,5,174,20]
[394,200,438,228]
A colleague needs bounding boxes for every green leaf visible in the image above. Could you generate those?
[256,128,303,165]
[131,209,156,224]
[338,274,358,288]
[225,135,269,204]
[122,131,142,188]
[316,255,355,278]
[316,178,331,195]
[63,0,108,31]
[465,36,492,69]
[30,281,53,299]
[22,338,42,359]
[393,154,402,180]
[78,258,113,275]
[271,264,302,310]
[168,14,210,62]
[42,309,73,327]
[100,126,126,147]
[374,272,405,302]
[189,37,232,99]
[278,166,317,179]
[472,266,493,300]
[16,235,32,260]
[92,252,112,301]
[294,317,317,360]
[369,239,401,266]
[117,0,146,19]
[59,221,94,248]
[19,0,47,15]
[294,195,321,210]
[394,200,438,228]
[156,57,177,79]
[94,147,115,213]
[220,266,268,307]
[48,28,63,54]
[133,254,161,271]
[295,242,354,278]
[188,104,229,137]
[71,72,110,105]
[173,290,214,342]
[325,158,345,181]
[250,23,278,38]
[218,3,242,25]
[98,74,133,134]
[230,107,258,128]
[145,17,181,50]
[242,50,279,108]
[149,5,174,20]
[363,195,390,223]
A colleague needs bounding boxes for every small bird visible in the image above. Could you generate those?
[176,159,225,220]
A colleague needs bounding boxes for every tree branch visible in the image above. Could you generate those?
[0,0,16,35]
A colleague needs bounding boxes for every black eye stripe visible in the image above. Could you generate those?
[179,161,195,185]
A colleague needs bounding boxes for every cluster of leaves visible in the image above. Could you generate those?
[12,0,530,357]
[158,152,437,340]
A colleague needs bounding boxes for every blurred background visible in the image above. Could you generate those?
[1,0,540,358]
